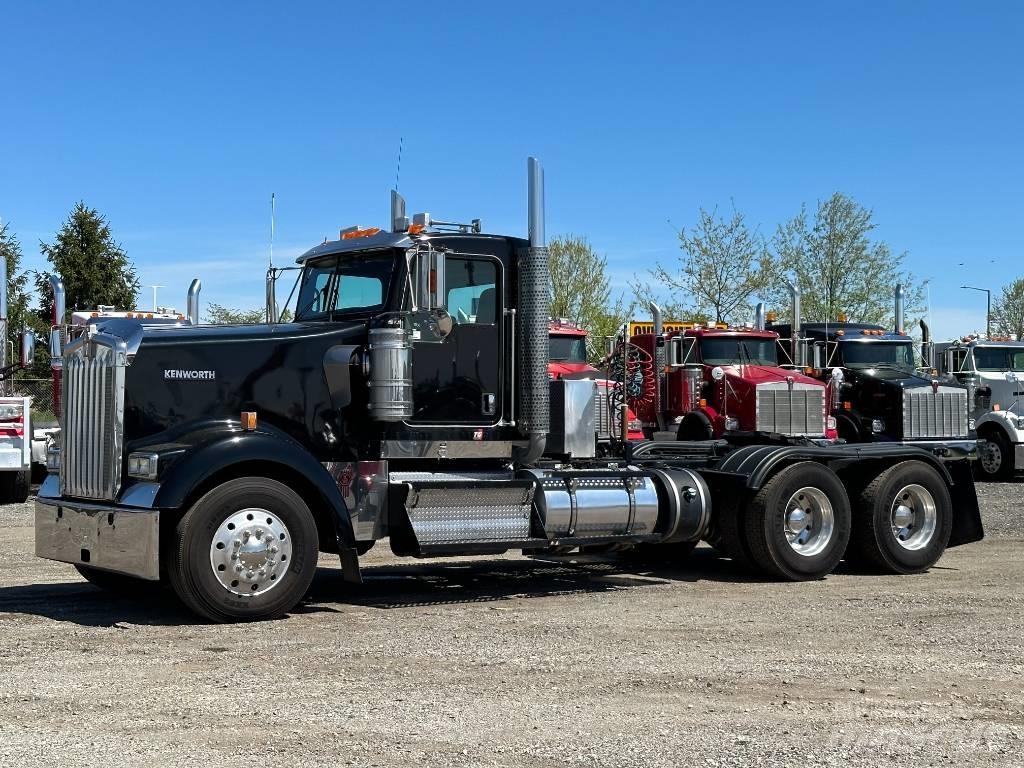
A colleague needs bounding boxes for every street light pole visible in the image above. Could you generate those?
[961,285,991,338]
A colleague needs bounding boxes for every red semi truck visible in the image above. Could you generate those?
[630,304,837,443]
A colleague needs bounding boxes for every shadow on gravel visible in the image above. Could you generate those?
[0,581,193,627]
[1,547,879,625]
[301,546,760,613]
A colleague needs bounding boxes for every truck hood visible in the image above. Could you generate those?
[721,364,822,388]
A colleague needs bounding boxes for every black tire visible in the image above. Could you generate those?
[677,412,714,442]
[743,462,851,581]
[167,477,319,622]
[976,430,1013,481]
[851,460,953,574]
[31,462,48,485]
[75,565,154,596]
[0,470,30,503]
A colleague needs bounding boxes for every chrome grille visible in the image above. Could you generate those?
[60,341,126,500]
[756,384,826,437]
[903,386,969,439]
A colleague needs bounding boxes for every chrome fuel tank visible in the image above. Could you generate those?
[521,468,660,539]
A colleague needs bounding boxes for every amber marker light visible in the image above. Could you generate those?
[241,411,258,431]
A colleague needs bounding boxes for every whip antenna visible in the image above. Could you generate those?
[395,136,403,191]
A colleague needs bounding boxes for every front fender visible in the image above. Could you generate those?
[150,426,358,554]
[976,410,1024,443]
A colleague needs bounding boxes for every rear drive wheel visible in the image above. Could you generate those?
[75,565,153,596]
[851,461,952,574]
[743,462,851,580]
[168,477,319,622]
[977,430,1013,481]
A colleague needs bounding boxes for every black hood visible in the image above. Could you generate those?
[121,320,369,451]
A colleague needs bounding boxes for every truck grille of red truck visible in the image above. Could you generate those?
[59,341,125,500]
[755,384,826,437]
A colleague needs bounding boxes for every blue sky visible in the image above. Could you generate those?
[1,1,1021,339]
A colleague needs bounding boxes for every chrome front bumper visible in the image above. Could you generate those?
[901,439,978,461]
[35,492,160,581]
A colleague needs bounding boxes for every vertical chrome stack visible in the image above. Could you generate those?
[516,157,550,462]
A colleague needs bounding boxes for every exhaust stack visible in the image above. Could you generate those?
[516,157,550,464]
[895,284,905,334]
[753,302,766,331]
[649,301,666,431]
[787,282,803,366]
[391,190,408,232]
[49,275,66,327]
[186,279,202,325]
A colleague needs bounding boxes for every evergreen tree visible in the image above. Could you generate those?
[34,202,140,321]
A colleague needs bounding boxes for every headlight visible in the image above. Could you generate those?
[968,418,977,431]
[871,419,885,433]
[724,416,740,431]
[627,419,642,432]
[1015,417,1024,430]
[127,452,160,480]
[826,416,837,430]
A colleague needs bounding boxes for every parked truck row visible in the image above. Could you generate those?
[32,158,984,622]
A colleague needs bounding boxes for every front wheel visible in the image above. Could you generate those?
[977,431,1014,481]
[167,477,319,622]
[743,462,851,580]
[851,461,952,574]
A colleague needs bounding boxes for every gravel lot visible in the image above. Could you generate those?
[1,484,1022,768]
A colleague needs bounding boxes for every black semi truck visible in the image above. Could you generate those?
[36,159,983,622]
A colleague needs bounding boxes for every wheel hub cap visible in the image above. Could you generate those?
[784,487,835,558]
[981,442,1002,474]
[890,484,937,551]
[210,508,292,597]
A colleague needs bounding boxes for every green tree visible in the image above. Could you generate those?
[205,303,266,324]
[993,279,1024,339]
[548,235,633,360]
[765,194,922,326]
[643,205,773,324]
[0,221,49,379]
[34,202,140,321]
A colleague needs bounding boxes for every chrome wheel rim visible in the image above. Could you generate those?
[783,487,835,557]
[210,508,292,597]
[980,441,1003,475]
[889,484,937,551]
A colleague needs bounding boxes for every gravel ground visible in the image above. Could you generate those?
[1,484,1022,768]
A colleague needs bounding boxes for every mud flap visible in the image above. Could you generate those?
[947,459,984,547]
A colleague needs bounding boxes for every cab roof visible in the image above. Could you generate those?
[770,322,910,342]
[296,230,527,264]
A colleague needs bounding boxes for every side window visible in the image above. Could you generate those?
[446,258,497,325]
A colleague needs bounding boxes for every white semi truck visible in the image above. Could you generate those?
[0,255,37,502]
[935,336,1024,479]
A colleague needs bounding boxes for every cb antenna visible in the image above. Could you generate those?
[395,136,403,191]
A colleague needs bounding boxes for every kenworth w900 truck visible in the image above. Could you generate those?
[772,286,976,461]
[934,336,1024,480]
[35,159,983,622]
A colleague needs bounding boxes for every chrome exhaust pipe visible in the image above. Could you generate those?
[895,284,905,334]
[754,302,766,331]
[649,300,665,432]
[787,281,802,366]
[515,157,550,464]
[49,275,66,327]
[186,278,202,325]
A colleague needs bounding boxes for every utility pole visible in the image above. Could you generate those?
[149,285,165,312]
[961,285,991,338]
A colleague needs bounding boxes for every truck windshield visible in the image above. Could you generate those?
[295,252,395,320]
[840,340,915,369]
[550,336,587,362]
[700,337,777,366]
[974,347,1024,371]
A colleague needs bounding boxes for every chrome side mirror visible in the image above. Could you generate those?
[414,247,446,311]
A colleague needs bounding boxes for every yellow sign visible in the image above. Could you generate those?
[628,321,697,336]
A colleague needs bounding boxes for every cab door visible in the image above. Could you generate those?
[409,254,502,425]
